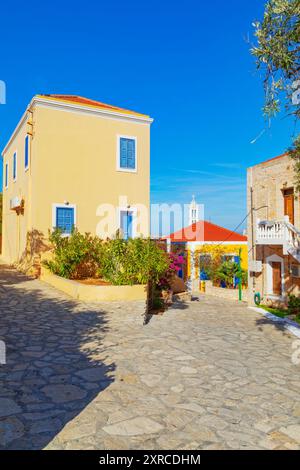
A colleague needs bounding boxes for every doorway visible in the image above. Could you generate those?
[266,254,284,298]
[272,261,282,296]
[283,188,294,225]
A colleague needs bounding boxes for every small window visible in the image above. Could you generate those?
[118,137,136,171]
[55,207,75,235]
[291,265,300,278]
[25,135,29,169]
[222,254,236,263]
[4,162,8,188]
[13,152,17,181]
[199,254,212,265]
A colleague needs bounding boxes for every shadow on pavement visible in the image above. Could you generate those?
[0,266,115,450]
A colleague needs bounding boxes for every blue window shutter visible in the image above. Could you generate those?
[127,212,133,238]
[127,139,135,169]
[119,138,136,169]
[25,136,29,168]
[13,153,16,180]
[234,256,240,264]
[56,207,74,234]
[120,138,128,168]
[120,211,128,239]
[120,211,133,239]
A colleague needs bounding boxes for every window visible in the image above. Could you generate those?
[199,254,212,265]
[118,136,136,171]
[53,205,76,235]
[4,162,8,188]
[222,254,237,263]
[25,135,29,169]
[291,264,300,278]
[13,152,17,181]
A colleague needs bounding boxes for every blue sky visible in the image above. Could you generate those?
[0,0,298,235]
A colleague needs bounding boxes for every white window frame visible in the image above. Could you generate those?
[52,203,77,237]
[118,206,137,239]
[13,151,17,182]
[25,135,30,171]
[222,254,236,263]
[4,162,8,189]
[116,135,137,173]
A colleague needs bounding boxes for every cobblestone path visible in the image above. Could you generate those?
[0,266,300,450]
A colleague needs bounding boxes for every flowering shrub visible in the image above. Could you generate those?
[99,237,169,285]
[45,229,103,279]
[158,252,185,290]
[44,229,170,286]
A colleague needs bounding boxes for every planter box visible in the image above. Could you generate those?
[40,267,147,302]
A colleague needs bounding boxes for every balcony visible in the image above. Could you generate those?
[256,217,300,261]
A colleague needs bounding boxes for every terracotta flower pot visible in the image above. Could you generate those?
[161,289,173,306]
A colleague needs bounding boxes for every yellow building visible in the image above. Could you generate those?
[164,198,248,290]
[1,94,152,268]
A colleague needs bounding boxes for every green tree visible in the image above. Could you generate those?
[252,0,300,118]
[252,0,300,189]
[214,261,247,288]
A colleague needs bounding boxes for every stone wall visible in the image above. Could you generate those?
[247,154,300,305]
[202,281,248,303]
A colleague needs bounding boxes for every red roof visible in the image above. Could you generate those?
[164,220,247,243]
[37,94,150,118]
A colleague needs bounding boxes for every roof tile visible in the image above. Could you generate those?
[164,220,247,243]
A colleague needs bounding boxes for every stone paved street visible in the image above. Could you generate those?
[0,265,300,450]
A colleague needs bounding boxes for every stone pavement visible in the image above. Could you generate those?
[0,265,300,450]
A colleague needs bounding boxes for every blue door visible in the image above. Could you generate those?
[120,211,133,240]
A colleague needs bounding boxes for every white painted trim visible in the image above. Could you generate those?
[116,135,138,173]
[52,203,77,236]
[33,97,153,125]
[12,150,17,182]
[266,253,285,297]
[1,111,28,156]
[118,206,137,239]
[2,96,153,156]
[24,134,30,171]
[4,162,8,189]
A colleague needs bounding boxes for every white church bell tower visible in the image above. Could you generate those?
[189,195,199,225]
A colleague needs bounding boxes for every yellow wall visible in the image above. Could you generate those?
[40,266,148,302]
[2,117,32,263]
[1,98,151,264]
[188,243,248,279]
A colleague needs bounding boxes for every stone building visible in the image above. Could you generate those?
[247,153,300,306]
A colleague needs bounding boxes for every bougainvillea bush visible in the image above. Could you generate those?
[158,252,185,290]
